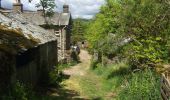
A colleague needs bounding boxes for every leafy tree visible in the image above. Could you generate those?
[119,0,170,68]
[36,0,56,24]
[86,0,170,69]
[72,18,90,44]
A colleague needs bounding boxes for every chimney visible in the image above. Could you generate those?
[63,5,69,13]
[13,0,23,13]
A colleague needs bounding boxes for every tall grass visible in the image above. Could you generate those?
[118,69,161,100]
[81,62,161,100]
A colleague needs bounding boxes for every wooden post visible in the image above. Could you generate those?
[161,73,170,100]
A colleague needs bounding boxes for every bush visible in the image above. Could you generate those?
[1,81,35,100]
[86,0,170,69]
[90,59,99,69]
[124,36,168,69]
[89,62,161,100]
[118,69,161,100]
[48,66,63,87]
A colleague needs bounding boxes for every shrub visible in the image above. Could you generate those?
[90,59,99,69]
[118,69,161,100]
[0,81,34,100]
[48,66,63,87]
[89,62,161,100]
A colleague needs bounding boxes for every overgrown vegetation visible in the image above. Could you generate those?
[1,0,169,99]
[0,64,70,100]
[84,0,169,99]
[58,61,78,71]
[1,81,35,100]
[118,68,161,100]
[79,62,161,100]
[86,0,170,68]
[71,18,90,44]
[36,0,56,24]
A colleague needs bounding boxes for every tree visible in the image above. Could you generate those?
[72,18,90,44]
[86,0,170,68]
[36,0,56,24]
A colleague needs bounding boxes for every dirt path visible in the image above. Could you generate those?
[63,50,91,76]
[48,50,114,99]
[47,50,115,100]
[61,50,92,99]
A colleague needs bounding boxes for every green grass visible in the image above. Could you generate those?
[78,62,161,100]
[58,61,78,71]
[2,62,161,100]
[118,69,161,100]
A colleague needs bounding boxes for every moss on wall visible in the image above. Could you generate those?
[27,34,41,43]
[0,24,39,54]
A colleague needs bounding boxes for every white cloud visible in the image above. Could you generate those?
[56,0,105,19]
[21,0,39,11]
[1,0,105,19]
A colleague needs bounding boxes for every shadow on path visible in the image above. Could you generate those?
[36,73,89,100]
[40,50,91,100]
[46,88,89,100]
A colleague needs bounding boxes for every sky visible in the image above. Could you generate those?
[1,0,105,19]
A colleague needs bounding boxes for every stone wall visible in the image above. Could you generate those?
[57,27,71,62]
[42,25,71,63]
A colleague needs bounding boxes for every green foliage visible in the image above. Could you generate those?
[86,0,170,68]
[1,81,35,100]
[119,0,170,68]
[85,0,122,51]
[58,61,78,70]
[72,19,90,43]
[11,81,27,100]
[118,69,161,100]
[80,62,161,99]
[90,59,99,69]
[48,66,62,87]
[48,62,79,87]
[36,0,56,24]
[125,36,168,68]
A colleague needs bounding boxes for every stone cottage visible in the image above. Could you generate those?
[12,1,72,62]
[0,9,58,90]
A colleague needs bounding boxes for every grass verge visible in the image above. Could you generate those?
[79,62,161,100]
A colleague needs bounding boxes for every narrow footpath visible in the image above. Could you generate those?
[48,50,115,100]
[63,50,91,76]
[62,50,92,99]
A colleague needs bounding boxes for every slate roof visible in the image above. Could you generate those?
[0,12,57,54]
[22,11,71,26]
